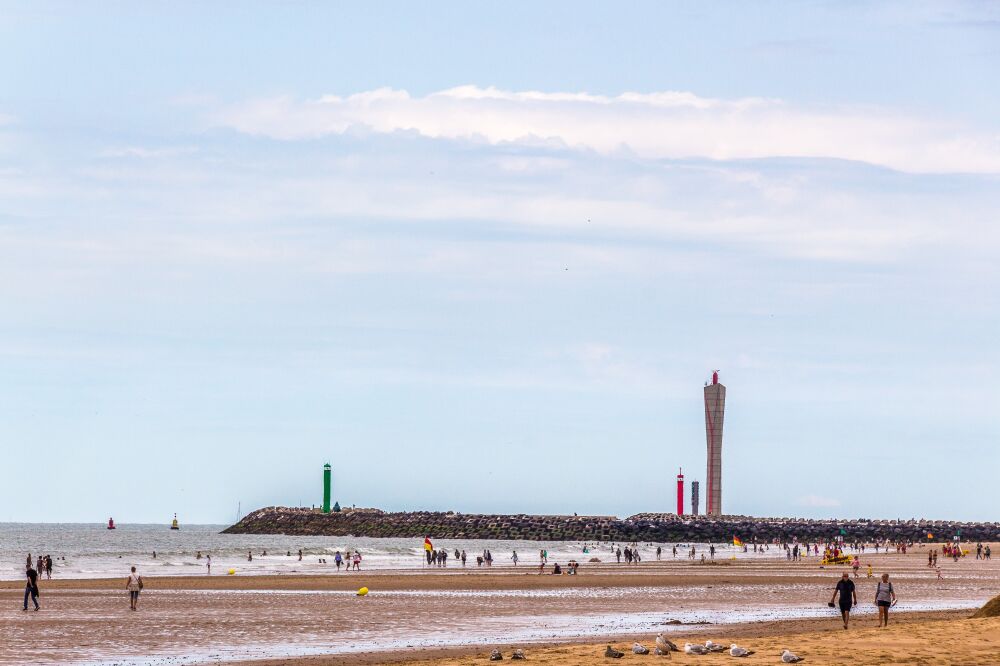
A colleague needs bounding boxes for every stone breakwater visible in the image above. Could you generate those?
[223,507,1000,543]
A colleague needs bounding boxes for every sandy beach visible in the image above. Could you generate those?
[3,547,998,665]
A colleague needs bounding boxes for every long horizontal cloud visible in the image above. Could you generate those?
[214,86,1000,174]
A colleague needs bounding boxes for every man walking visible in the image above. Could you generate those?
[829,572,856,629]
[24,563,40,611]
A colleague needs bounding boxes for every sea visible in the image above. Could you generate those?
[0,522,769,581]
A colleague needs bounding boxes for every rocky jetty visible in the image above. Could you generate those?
[223,507,1000,543]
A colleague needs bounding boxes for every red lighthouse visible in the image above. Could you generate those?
[676,468,685,516]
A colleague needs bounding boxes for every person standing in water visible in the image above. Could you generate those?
[125,566,143,611]
[206,554,211,575]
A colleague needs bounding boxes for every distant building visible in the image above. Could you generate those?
[691,480,700,516]
[704,371,726,516]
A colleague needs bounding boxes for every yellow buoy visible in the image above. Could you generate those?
[357,587,369,596]
[228,568,236,575]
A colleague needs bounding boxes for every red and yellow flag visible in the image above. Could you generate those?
[927,532,934,539]
[733,536,743,547]
[424,537,433,551]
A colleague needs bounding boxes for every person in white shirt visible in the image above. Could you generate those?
[125,566,143,611]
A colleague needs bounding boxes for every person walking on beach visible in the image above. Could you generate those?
[656,546,662,560]
[125,566,143,611]
[875,573,896,627]
[852,555,860,577]
[334,551,343,570]
[511,551,518,566]
[461,550,467,566]
[830,572,857,629]
[206,554,211,575]
[23,564,40,611]
[352,550,361,571]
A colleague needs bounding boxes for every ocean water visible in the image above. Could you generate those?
[0,522,777,581]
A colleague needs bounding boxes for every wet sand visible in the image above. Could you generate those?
[3,549,997,665]
[367,616,1000,666]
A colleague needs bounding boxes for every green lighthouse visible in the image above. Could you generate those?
[322,463,332,513]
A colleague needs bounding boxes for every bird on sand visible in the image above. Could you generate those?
[511,649,526,660]
[684,643,710,655]
[729,644,754,657]
[705,640,726,652]
[489,648,502,661]
[632,643,650,654]
[655,633,678,654]
[605,644,624,658]
[781,649,804,663]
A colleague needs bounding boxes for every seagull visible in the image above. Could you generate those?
[781,649,804,663]
[729,644,754,657]
[705,640,726,652]
[684,643,710,655]
[511,649,526,660]
[605,644,624,658]
[489,648,503,661]
[632,643,650,654]
[656,633,678,653]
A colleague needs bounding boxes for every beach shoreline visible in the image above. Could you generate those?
[4,549,998,665]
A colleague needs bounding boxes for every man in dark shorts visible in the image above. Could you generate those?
[830,572,856,629]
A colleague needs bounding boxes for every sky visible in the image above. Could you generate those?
[1,1,998,524]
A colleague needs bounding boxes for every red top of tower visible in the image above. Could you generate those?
[712,370,719,385]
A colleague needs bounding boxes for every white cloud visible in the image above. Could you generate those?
[213,85,1000,174]
[796,494,842,508]
[99,146,199,159]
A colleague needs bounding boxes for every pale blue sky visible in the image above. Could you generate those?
[1,1,998,523]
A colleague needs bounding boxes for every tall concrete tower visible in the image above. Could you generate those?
[703,371,726,516]
[691,480,700,515]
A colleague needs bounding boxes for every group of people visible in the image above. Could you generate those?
[829,571,897,630]
[333,550,362,570]
[614,546,643,563]
[26,553,53,579]
[426,548,467,566]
